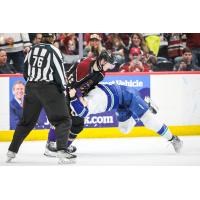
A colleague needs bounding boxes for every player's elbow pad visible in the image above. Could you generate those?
[70,98,89,118]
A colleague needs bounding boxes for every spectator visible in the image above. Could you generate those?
[157,33,169,59]
[61,35,78,55]
[83,33,91,47]
[0,33,31,73]
[130,33,149,52]
[118,33,131,48]
[83,33,107,47]
[130,33,157,70]
[119,47,151,72]
[110,34,125,66]
[104,34,130,52]
[173,47,200,71]
[28,33,36,43]
[118,33,131,62]
[167,33,186,62]
[59,34,79,65]
[83,34,104,58]
[104,33,114,51]
[0,49,16,74]
[10,81,25,130]
[32,33,43,45]
[186,33,200,66]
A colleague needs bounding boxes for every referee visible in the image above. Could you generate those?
[7,33,76,163]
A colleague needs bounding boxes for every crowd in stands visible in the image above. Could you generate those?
[1,33,200,74]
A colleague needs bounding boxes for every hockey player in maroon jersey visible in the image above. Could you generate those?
[44,50,116,156]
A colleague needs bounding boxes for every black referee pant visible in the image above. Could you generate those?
[9,81,72,153]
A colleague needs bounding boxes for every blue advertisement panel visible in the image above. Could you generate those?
[84,74,150,128]
[8,75,150,129]
[9,77,50,130]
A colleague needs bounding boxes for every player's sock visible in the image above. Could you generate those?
[67,132,78,146]
[140,110,173,140]
[48,128,56,142]
[157,124,173,140]
[48,129,78,145]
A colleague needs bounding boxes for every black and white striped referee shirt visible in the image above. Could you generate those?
[24,43,67,91]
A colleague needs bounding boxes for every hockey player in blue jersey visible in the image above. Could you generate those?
[68,83,183,153]
[45,82,183,156]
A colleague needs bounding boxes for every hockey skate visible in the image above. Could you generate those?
[6,150,16,163]
[169,136,183,153]
[67,145,77,153]
[44,142,77,157]
[44,141,57,157]
[57,150,77,164]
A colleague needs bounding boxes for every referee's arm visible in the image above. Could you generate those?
[51,46,67,92]
[23,49,32,81]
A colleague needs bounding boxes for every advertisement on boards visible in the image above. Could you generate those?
[9,77,50,130]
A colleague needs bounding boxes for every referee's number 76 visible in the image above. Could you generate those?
[33,56,44,68]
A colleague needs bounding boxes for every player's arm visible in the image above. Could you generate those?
[69,87,105,118]
[70,98,89,118]
[69,89,89,118]
[69,89,88,106]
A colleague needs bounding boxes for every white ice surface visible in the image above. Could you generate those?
[1,136,200,166]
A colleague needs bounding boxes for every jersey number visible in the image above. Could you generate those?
[33,56,44,68]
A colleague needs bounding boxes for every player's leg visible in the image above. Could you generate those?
[140,110,183,153]
[128,88,172,140]
[118,117,136,134]
[127,88,183,153]
[116,106,136,134]
[44,116,84,156]
[47,126,56,142]
[68,116,84,146]
[44,127,58,157]
[47,116,84,146]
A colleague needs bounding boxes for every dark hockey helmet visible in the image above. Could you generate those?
[98,50,115,64]
[96,50,115,71]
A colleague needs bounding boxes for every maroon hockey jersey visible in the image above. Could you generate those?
[66,57,105,95]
